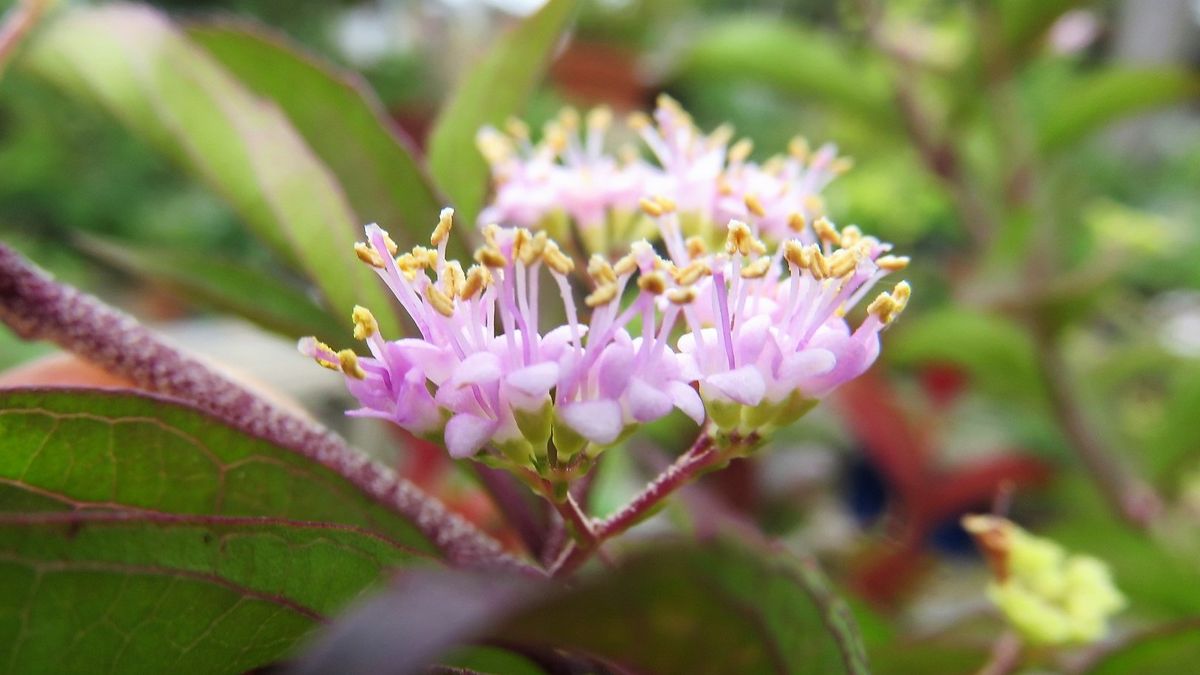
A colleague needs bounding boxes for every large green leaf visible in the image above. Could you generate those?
[1037,67,1200,152]
[426,0,578,227]
[186,22,445,244]
[0,388,438,555]
[997,0,1086,59]
[888,307,1046,404]
[0,511,427,674]
[1089,621,1200,674]
[671,18,894,129]
[296,540,870,674]
[78,234,344,342]
[23,4,401,335]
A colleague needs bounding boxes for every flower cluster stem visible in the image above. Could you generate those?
[548,431,724,577]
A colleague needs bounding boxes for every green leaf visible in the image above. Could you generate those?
[1089,620,1200,674]
[997,0,1086,58]
[671,18,894,129]
[23,5,401,335]
[186,21,445,244]
[0,388,439,555]
[888,308,1045,404]
[426,0,578,226]
[1037,67,1200,152]
[77,234,343,341]
[296,540,870,674]
[0,511,427,674]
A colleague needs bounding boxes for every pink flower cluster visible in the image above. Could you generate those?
[302,97,908,471]
[477,96,850,253]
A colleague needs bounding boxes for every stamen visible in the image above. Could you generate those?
[740,257,772,279]
[638,271,667,295]
[585,283,617,307]
[425,285,456,317]
[337,349,366,379]
[814,217,840,246]
[542,241,574,274]
[744,194,767,218]
[475,246,507,269]
[729,138,753,163]
[588,255,617,284]
[667,287,697,304]
[352,306,378,340]
[431,207,454,246]
[673,259,711,286]
[355,242,385,268]
[639,197,665,217]
[461,264,491,300]
[788,212,806,233]
[685,236,707,259]
[876,255,910,271]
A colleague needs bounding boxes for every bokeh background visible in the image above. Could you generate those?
[2,0,1199,670]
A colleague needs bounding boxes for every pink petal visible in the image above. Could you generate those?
[506,362,560,397]
[452,352,502,388]
[595,343,636,398]
[560,399,623,445]
[627,378,673,422]
[668,381,705,425]
[444,413,497,458]
[778,349,836,381]
[706,366,766,406]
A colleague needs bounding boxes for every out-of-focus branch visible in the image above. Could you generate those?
[1032,321,1163,528]
[854,0,998,249]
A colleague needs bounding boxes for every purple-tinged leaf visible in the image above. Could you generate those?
[292,539,870,675]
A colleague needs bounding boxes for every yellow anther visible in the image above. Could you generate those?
[627,111,651,131]
[382,232,399,256]
[657,93,682,114]
[504,117,530,141]
[589,255,617,284]
[666,287,697,305]
[787,212,807,233]
[868,293,897,322]
[876,255,910,272]
[788,136,810,160]
[431,207,455,246]
[461,264,492,300]
[655,195,677,213]
[410,246,438,268]
[476,129,514,164]
[424,284,456,318]
[673,260,711,286]
[352,306,378,341]
[803,194,825,217]
[717,176,734,196]
[685,236,708,259]
[354,242,385,268]
[558,106,580,130]
[521,231,548,266]
[482,223,502,249]
[783,240,808,268]
[812,248,832,279]
[310,340,340,370]
[840,225,863,247]
[740,257,772,279]
[891,280,912,308]
[814,217,840,245]
[585,283,617,307]
[511,228,531,264]
[828,249,859,278]
[708,123,734,149]
[725,220,754,256]
[586,106,612,131]
[542,241,574,275]
[612,253,638,277]
[729,138,754,164]
[744,194,767,218]
[475,246,507,269]
[638,271,667,295]
[831,157,855,175]
[763,155,785,174]
[639,197,665,217]
[337,349,366,380]
[544,124,568,154]
[442,260,466,297]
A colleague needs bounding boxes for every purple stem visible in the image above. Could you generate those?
[0,243,532,573]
